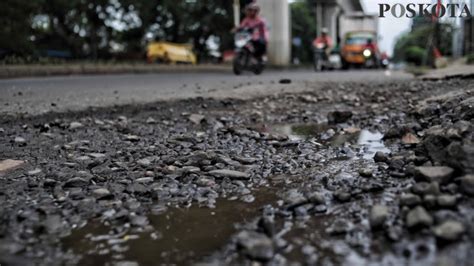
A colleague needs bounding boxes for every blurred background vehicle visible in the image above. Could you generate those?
[233,28,265,75]
[341,31,379,69]
[146,42,197,65]
[313,44,341,71]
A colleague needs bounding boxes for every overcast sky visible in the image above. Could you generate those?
[361,0,472,55]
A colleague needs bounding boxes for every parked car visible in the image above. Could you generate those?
[146,42,197,65]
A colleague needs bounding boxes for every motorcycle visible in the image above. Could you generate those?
[362,48,379,69]
[233,28,265,75]
[313,43,330,72]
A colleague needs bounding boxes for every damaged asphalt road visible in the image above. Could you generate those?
[0,78,473,265]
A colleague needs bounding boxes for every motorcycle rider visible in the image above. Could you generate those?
[364,38,380,67]
[234,3,268,61]
[312,28,333,58]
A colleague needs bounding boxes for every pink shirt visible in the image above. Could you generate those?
[239,17,269,42]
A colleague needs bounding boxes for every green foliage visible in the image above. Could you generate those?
[467,53,474,65]
[393,23,453,65]
[405,46,426,66]
[291,1,316,63]
[0,0,238,62]
[0,0,40,55]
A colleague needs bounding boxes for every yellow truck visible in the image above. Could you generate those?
[146,42,197,65]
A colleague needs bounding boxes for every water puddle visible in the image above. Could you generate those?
[267,123,390,159]
[63,188,278,265]
[357,130,391,159]
[266,123,329,141]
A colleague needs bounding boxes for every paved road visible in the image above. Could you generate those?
[0,69,412,115]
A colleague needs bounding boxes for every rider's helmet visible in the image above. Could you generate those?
[246,3,261,13]
[321,28,329,35]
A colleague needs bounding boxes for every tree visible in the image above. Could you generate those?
[0,0,39,56]
[1,0,240,61]
[393,23,453,65]
[123,0,235,60]
[291,1,316,63]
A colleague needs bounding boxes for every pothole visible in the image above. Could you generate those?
[62,188,278,265]
[267,123,390,160]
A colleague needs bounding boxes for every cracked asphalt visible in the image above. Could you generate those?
[0,69,412,115]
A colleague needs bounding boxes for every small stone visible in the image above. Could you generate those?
[327,111,353,124]
[299,95,318,103]
[64,177,88,187]
[282,189,307,207]
[124,135,140,142]
[137,158,151,167]
[69,121,83,129]
[130,215,149,227]
[327,219,352,235]
[374,151,388,163]
[387,225,403,241]
[389,158,405,171]
[0,159,25,175]
[437,195,457,208]
[236,231,274,261]
[279,78,292,84]
[406,206,433,228]
[93,188,112,199]
[43,179,58,187]
[208,169,250,180]
[135,177,154,183]
[402,133,420,144]
[44,215,62,234]
[460,175,474,196]
[399,193,421,207]
[144,171,155,177]
[189,114,205,125]
[74,156,90,162]
[370,205,389,229]
[88,153,106,159]
[241,194,255,203]
[415,166,454,184]
[14,137,26,145]
[146,117,156,124]
[359,168,373,177]
[307,192,325,205]
[334,189,351,202]
[27,168,42,176]
[411,182,440,196]
[423,195,437,209]
[433,221,465,242]
[344,127,361,134]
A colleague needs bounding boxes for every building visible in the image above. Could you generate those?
[257,0,365,66]
[309,0,365,46]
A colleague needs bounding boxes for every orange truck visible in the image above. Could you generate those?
[341,31,379,68]
[339,14,380,68]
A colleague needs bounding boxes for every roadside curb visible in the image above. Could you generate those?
[419,63,474,81]
[0,64,232,79]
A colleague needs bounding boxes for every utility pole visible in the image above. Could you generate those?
[233,0,240,27]
[258,0,291,66]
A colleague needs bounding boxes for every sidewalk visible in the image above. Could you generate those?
[0,63,230,79]
[420,59,474,80]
